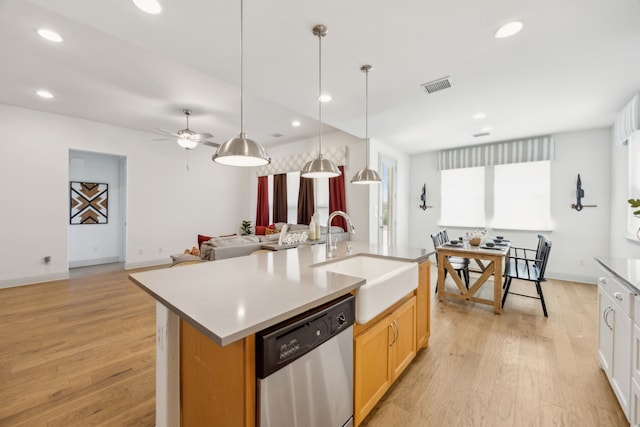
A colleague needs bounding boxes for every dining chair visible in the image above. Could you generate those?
[501,235,552,317]
[431,230,470,292]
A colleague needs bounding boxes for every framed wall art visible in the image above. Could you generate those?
[70,182,108,224]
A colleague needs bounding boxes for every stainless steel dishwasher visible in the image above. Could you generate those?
[256,294,355,427]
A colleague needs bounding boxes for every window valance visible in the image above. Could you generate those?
[438,135,554,170]
[257,146,347,177]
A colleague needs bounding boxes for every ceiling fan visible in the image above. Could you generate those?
[152,109,219,150]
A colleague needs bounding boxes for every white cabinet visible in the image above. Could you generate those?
[631,295,640,426]
[597,276,634,422]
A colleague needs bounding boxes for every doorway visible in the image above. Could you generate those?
[68,150,127,268]
[378,154,397,249]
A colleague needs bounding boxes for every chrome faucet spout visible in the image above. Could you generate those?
[326,211,355,258]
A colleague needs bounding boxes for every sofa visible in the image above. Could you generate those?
[198,223,350,261]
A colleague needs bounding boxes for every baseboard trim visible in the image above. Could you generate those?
[69,256,120,269]
[546,271,596,285]
[125,258,170,270]
[0,272,70,289]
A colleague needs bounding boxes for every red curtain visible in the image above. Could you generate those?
[329,165,348,231]
[272,174,288,223]
[255,176,269,227]
[297,176,314,225]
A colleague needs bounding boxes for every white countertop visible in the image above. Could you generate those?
[594,256,640,294]
[130,241,432,346]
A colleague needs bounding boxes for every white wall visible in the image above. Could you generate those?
[409,127,613,284]
[69,150,125,267]
[0,104,252,287]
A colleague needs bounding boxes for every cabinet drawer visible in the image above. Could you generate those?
[610,277,634,317]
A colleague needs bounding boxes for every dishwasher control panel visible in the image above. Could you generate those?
[256,294,355,378]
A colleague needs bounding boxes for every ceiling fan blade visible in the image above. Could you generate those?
[192,132,214,140]
[200,141,220,148]
[148,138,175,142]
[156,127,181,138]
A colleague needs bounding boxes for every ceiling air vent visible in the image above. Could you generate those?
[473,132,490,138]
[421,76,452,94]
[271,133,283,138]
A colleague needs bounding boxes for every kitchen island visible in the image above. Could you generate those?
[130,241,432,427]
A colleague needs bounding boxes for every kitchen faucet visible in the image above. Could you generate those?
[326,211,355,258]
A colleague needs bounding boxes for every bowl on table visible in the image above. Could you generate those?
[448,240,460,246]
[469,237,481,246]
[485,242,495,248]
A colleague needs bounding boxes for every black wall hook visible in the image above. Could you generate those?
[571,174,597,211]
[420,184,432,210]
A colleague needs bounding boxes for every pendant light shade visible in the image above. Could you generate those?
[351,64,381,184]
[213,0,270,167]
[301,24,340,179]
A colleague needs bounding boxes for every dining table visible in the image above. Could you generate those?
[436,238,511,314]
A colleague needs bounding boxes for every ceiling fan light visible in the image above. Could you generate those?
[213,132,270,167]
[301,156,341,178]
[351,166,381,184]
[177,138,197,149]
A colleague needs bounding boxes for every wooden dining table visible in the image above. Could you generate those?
[436,240,511,314]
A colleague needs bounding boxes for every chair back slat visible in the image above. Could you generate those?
[535,234,552,281]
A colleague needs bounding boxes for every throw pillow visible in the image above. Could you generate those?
[198,234,212,247]
[265,227,278,235]
[170,253,202,266]
[255,226,267,235]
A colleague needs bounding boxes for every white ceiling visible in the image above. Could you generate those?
[1,0,640,154]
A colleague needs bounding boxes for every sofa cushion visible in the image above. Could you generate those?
[171,253,202,266]
[210,235,260,247]
[259,233,280,242]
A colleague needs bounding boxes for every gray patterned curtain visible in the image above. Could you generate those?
[438,135,554,170]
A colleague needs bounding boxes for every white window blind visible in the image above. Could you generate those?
[440,167,485,227]
[492,161,551,230]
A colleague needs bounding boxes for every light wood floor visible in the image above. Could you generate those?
[0,264,627,426]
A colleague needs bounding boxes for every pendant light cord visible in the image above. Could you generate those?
[318,31,323,157]
[365,67,369,168]
[240,0,245,134]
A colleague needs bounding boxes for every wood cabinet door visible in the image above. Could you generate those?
[354,314,392,426]
[611,302,632,419]
[416,261,430,349]
[390,296,417,380]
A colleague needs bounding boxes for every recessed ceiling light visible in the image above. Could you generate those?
[133,0,162,14]
[36,90,54,99]
[473,112,486,120]
[494,21,523,39]
[291,120,301,127]
[37,29,63,43]
[318,94,332,103]
[481,126,493,132]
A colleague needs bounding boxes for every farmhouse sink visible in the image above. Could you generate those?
[313,254,418,324]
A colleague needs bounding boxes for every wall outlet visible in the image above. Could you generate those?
[93,246,98,253]
[44,256,51,264]
[138,249,143,255]
[158,247,163,253]
[577,259,584,266]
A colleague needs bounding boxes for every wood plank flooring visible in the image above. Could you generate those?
[0,263,627,426]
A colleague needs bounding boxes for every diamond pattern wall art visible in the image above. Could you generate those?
[70,182,108,224]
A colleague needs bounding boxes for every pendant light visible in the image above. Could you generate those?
[301,24,341,179]
[351,65,381,184]
[212,0,270,167]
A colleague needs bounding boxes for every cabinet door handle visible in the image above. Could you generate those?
[604,306,614,331]
[389,323,395,347]
[613,292,623,301]
[393,320,399,345]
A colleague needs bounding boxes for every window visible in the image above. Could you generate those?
[267,171,329,225]
[440,167,484,227]
[440,161,551,231]
[492,161,551,230]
